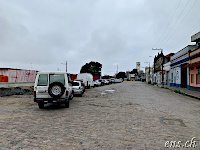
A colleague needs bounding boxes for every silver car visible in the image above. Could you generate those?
[72,81,84,96]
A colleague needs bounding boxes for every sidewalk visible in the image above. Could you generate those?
[155,84,200,100]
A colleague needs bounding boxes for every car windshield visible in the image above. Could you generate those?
[49,74,65,85]
[37,74,48,86]
[72,82,79,86]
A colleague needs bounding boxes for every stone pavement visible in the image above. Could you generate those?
[0,82,200,149]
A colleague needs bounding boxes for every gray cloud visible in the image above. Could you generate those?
[0,0,199,75]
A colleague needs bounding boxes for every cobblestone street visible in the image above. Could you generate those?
[0,81,200,149]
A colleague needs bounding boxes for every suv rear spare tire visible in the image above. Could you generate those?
[48,82,65,98]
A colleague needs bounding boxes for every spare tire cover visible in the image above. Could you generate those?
[48,82,65,98]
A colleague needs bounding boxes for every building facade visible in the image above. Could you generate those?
[145,67,152,84]
[170,45,197,89]
[183,32,200,91]
[163,62,171,85]
[153,52,172,84]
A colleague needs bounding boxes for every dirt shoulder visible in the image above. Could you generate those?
[0,86,33,97]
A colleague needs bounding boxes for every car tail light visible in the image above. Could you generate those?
[66,91,68,96]
[34,91,36,98]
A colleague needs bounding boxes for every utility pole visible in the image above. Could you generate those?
[152,48,164,87]
[66,61,67,72]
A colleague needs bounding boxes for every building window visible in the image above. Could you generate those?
[191,74,194,83]
[197,70,200,85]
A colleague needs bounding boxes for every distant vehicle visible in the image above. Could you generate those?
[114,78,122,83]
[34,71,73,109]
[106,79,112,84]
[74,79,85,92]
[94,80,101,87]
[103,79,109,85]
[77,73,94,89]
[110,78,115,83]
[98,79,105,86]
[111,78,122,83]
[124,78,128,81]
[72,81,84,96]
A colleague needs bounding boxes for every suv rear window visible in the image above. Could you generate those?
[49,74,65,85]
[37,74,48,86]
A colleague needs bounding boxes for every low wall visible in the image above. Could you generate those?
[0,82,34,88]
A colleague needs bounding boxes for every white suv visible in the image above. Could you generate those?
[34,71,73,109]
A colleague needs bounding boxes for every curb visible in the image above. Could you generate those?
[150,83,200,100]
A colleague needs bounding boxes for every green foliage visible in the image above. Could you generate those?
[130,69,138,74]
[80,61,102,76]
[116,72,126,79]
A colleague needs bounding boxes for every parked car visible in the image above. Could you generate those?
[34,71,73,109]
[72,81,84,96]
[98,79,105,86]
[77,73,94,89]
[114,78,122,83]
[74,79,85,92]
[106,79,112,84]
[94,80,101,87]
[110,78,115,83]
[103,79,109,85]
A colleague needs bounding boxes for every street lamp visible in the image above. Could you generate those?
[61,61,67,72]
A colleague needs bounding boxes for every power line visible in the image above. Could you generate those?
[162,0,198,47]
[154,0,181,48]
[159,0,191,47]
[172,22,200,51]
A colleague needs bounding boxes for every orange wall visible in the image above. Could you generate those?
[190,48,200,87]
[190,48,200,64]
[190,67,200,87]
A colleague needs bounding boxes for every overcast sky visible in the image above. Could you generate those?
[1,0,200,75]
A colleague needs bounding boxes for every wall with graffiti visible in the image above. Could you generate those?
[0,68,38,83]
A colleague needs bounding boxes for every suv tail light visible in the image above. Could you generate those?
[66,91,69,96]
[34,91,36,98]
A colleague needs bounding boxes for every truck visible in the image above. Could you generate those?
[77,73,94,89]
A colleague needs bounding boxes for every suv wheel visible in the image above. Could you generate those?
[64,100,69,108]
[38,102,44,109]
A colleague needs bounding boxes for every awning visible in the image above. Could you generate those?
[181,62,200,68]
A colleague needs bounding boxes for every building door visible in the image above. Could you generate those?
[181,67,187,88]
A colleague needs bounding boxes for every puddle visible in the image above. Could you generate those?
[101,92,107,95]
[105,90,115,93]
[160,118,186,127]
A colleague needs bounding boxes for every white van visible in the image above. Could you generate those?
[34,71,73,109]
[77,73,94,88]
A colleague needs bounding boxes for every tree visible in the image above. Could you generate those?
[130,69,138,75]
[80,61,102,76]
[116,72,127,79]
